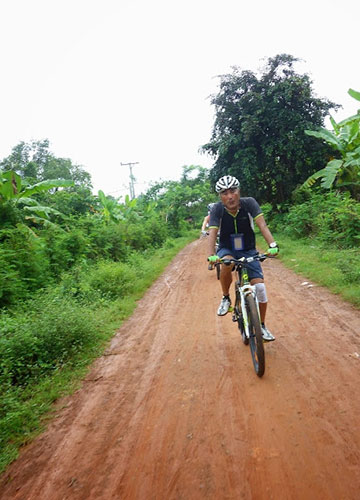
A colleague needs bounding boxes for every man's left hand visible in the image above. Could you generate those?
[267,245,279,256]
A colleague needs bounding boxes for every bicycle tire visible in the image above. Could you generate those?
[216,262,221,280]
[235,290,248,345]
[246,294,265,377]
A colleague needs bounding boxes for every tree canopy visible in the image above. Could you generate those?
[202,54,339,205]
[0,139,92,189]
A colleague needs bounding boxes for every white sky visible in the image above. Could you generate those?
[0,0,359,197]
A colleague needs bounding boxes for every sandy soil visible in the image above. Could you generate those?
[1,238,360,500]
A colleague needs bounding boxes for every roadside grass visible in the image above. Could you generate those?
[2,230,358,473]
[0,233,197,473]
[270,233,360,308]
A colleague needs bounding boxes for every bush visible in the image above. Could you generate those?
[83,260,137,300]
[0,226,51,307]
[43,226,89,277]
[84,219,128,261]
[59,259,137,303]
[0,248,27,306]
[282,191,360,248]
[336,250,360,283]
[0,291,101,389]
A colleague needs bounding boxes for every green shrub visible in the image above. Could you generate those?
[282,191,360,247]
[336,250,360,283]
[0,226,51,306]
[83,260,137,299]
[85,219,128,261]
[42,225,90,277]
[59,259,138,303]
[0,292,101,389]
[0,248,27,306]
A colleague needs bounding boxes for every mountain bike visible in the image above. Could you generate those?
[220,253,270,377]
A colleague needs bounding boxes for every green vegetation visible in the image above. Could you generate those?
[203,53,359,299]
[0,149,212,471]
[1,53,359,473]
[271,234,360,307]
[303,88,360,200]
[0,233,196,472]
[262,190,360,249]
[202,54,338,204]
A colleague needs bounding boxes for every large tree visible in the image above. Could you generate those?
[202,54,339,205]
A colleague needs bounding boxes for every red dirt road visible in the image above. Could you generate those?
[1,238,360,500]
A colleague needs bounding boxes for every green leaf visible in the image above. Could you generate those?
[302,168,328,188]
[0,171,22,200]
[305,128,342,150]
[23,205,63,217]
[320,159,343,189]
[19,179,74,199]
[16,197,39,206]
[97,190,107,205]
[330,116,340,134]
[24,215,61,228]
[338,114,360,128]
[348,88,360,102]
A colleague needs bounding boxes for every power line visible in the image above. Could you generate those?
[121,162,139,199]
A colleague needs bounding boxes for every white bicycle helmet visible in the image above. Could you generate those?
[215,175,240,193]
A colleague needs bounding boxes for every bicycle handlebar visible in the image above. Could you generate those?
[219,252,271,266]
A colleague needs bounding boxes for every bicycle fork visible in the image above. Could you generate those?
[233,282,259,340]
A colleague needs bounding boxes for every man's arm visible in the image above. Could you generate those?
[208,227,218,256]
[201,215,210,232]
[255,215,276,247]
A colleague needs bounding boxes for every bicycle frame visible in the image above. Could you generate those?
[234,265,261,341]
[219,256,262,335]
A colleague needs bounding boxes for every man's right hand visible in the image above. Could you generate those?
[208,255,219,263]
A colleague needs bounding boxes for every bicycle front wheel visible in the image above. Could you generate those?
[216,262,221,280]
[235,290,248,345]
[246,294,265,377]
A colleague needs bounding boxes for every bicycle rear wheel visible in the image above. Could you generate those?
[246,294,265,377]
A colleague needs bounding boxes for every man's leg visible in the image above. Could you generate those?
[217,253,234,316]
[220,254,234,296]
[250,277,275,342]
[250,278,266,323]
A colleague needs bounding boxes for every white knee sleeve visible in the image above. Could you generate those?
[255,283,267,303]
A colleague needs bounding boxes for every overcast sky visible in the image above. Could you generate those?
[1,0,359,197]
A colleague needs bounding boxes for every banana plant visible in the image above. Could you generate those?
[118,194,138,219]
[0,170,74,224]
[97,190,123,223]
[0,170,74,203]
[97,191,139,223]
[302,89,360,198]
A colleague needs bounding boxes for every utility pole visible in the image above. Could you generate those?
[121,162,139,199]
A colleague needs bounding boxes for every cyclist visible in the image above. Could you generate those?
[201,203,216,270]
[201,203,215,236]
[207,175,279,342]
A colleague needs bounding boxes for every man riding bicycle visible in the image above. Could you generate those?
[201,203,215,236]
[207,175,278,342]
